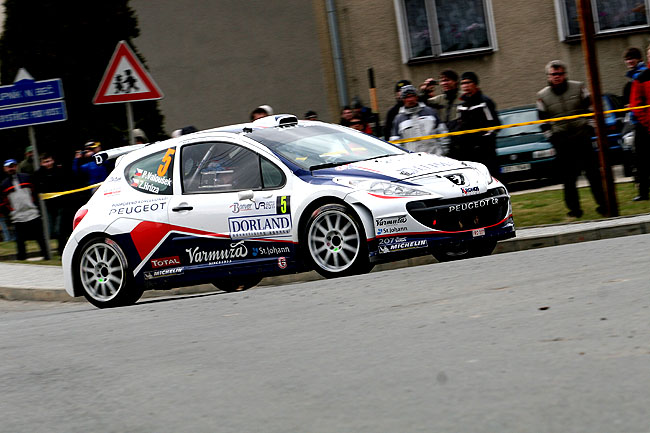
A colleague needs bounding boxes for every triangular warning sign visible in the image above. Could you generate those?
[93,41,163,104]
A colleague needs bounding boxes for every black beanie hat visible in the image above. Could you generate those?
[460,71,479,84]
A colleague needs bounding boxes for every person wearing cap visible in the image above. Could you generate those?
[383,79,411,140]
[429,69,463,132]
[132,128,149,145]
[451,71,500,176]
[390,84,446,155]
[17,145,35,175]
[72,140,110,187]
[538,60,605,216]
[0,159,50,260]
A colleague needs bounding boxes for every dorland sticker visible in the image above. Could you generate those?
[228,214,292,239]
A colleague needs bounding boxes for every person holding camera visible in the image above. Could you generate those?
[72,141,110,189]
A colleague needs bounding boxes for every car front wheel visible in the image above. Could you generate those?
[77,237,142,308]
[305,204,370,278]
[432,239,497,262]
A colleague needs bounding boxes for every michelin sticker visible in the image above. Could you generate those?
[144,267,184,279]
[379,239,427,254]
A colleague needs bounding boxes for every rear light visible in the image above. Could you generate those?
[73,208,88,230]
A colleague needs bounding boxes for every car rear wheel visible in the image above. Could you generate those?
[212,275,263,292]
[432,239,497,262]
[78,237,143,308]
[305,204,370,278]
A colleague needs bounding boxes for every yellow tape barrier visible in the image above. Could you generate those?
[37,104,650,200]
[389,104,650,145]
[39,183,102,200]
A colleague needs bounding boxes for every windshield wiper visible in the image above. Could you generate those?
[309,161,352,171]
[360,153,400,162]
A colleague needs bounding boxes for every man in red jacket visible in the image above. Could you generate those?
[630,47,650,201]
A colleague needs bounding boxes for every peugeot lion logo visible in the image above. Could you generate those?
[445,174,465,185]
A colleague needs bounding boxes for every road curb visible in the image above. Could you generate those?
[1,216,648,303]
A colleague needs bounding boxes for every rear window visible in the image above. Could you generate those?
[124,147,175,195]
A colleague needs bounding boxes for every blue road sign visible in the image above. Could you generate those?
[0,100,67,130]
[0,78,64,108]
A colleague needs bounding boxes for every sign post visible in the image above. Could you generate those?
[93,40,163,144]
[0,68,68,259]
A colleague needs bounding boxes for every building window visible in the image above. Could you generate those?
[394,0,497,62]
[555,0,650,40]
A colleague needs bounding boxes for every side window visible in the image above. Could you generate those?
[124,147,175,195]
[261,157,285,188]
[181,141,263,194]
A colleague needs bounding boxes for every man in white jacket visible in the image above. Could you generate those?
[390,85,448,155]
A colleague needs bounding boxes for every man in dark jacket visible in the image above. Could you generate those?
[383,79,411,140]
[451,71,500,176]
[537,60,605,217]
[1,159,50,260]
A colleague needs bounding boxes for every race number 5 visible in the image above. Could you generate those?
[277,196,290,214]
[157,148,176,177]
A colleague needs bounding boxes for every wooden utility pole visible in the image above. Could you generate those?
[577,0,618,216]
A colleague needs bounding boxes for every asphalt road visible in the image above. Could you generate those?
[1,234,649,433]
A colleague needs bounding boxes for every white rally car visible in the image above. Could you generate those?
[62,115,515,308]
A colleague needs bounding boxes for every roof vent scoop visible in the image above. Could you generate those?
[252,114,298,128]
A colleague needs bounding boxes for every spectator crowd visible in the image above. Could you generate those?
[2,47,650,261]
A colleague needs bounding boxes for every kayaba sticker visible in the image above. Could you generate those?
[228,214,292,239]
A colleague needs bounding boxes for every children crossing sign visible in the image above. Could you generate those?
[93,40,163,104]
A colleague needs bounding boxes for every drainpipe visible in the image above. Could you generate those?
[325,0,348,108]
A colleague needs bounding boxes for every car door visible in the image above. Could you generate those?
[166,139,295,274]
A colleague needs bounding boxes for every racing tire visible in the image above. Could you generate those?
[432,239,497,263]
[77,237,143,308]
[304,204,371,279]
[213,275,263,292]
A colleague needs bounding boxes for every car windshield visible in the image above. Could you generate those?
[246,124,405,170]
[498,110,542,138]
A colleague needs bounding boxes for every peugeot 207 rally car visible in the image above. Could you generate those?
[62,115,515,308]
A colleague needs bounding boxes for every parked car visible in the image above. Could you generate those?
[62,115,515,308]
[495,106,557,184]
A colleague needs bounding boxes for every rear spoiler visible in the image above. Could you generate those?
[94,143,149,165]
